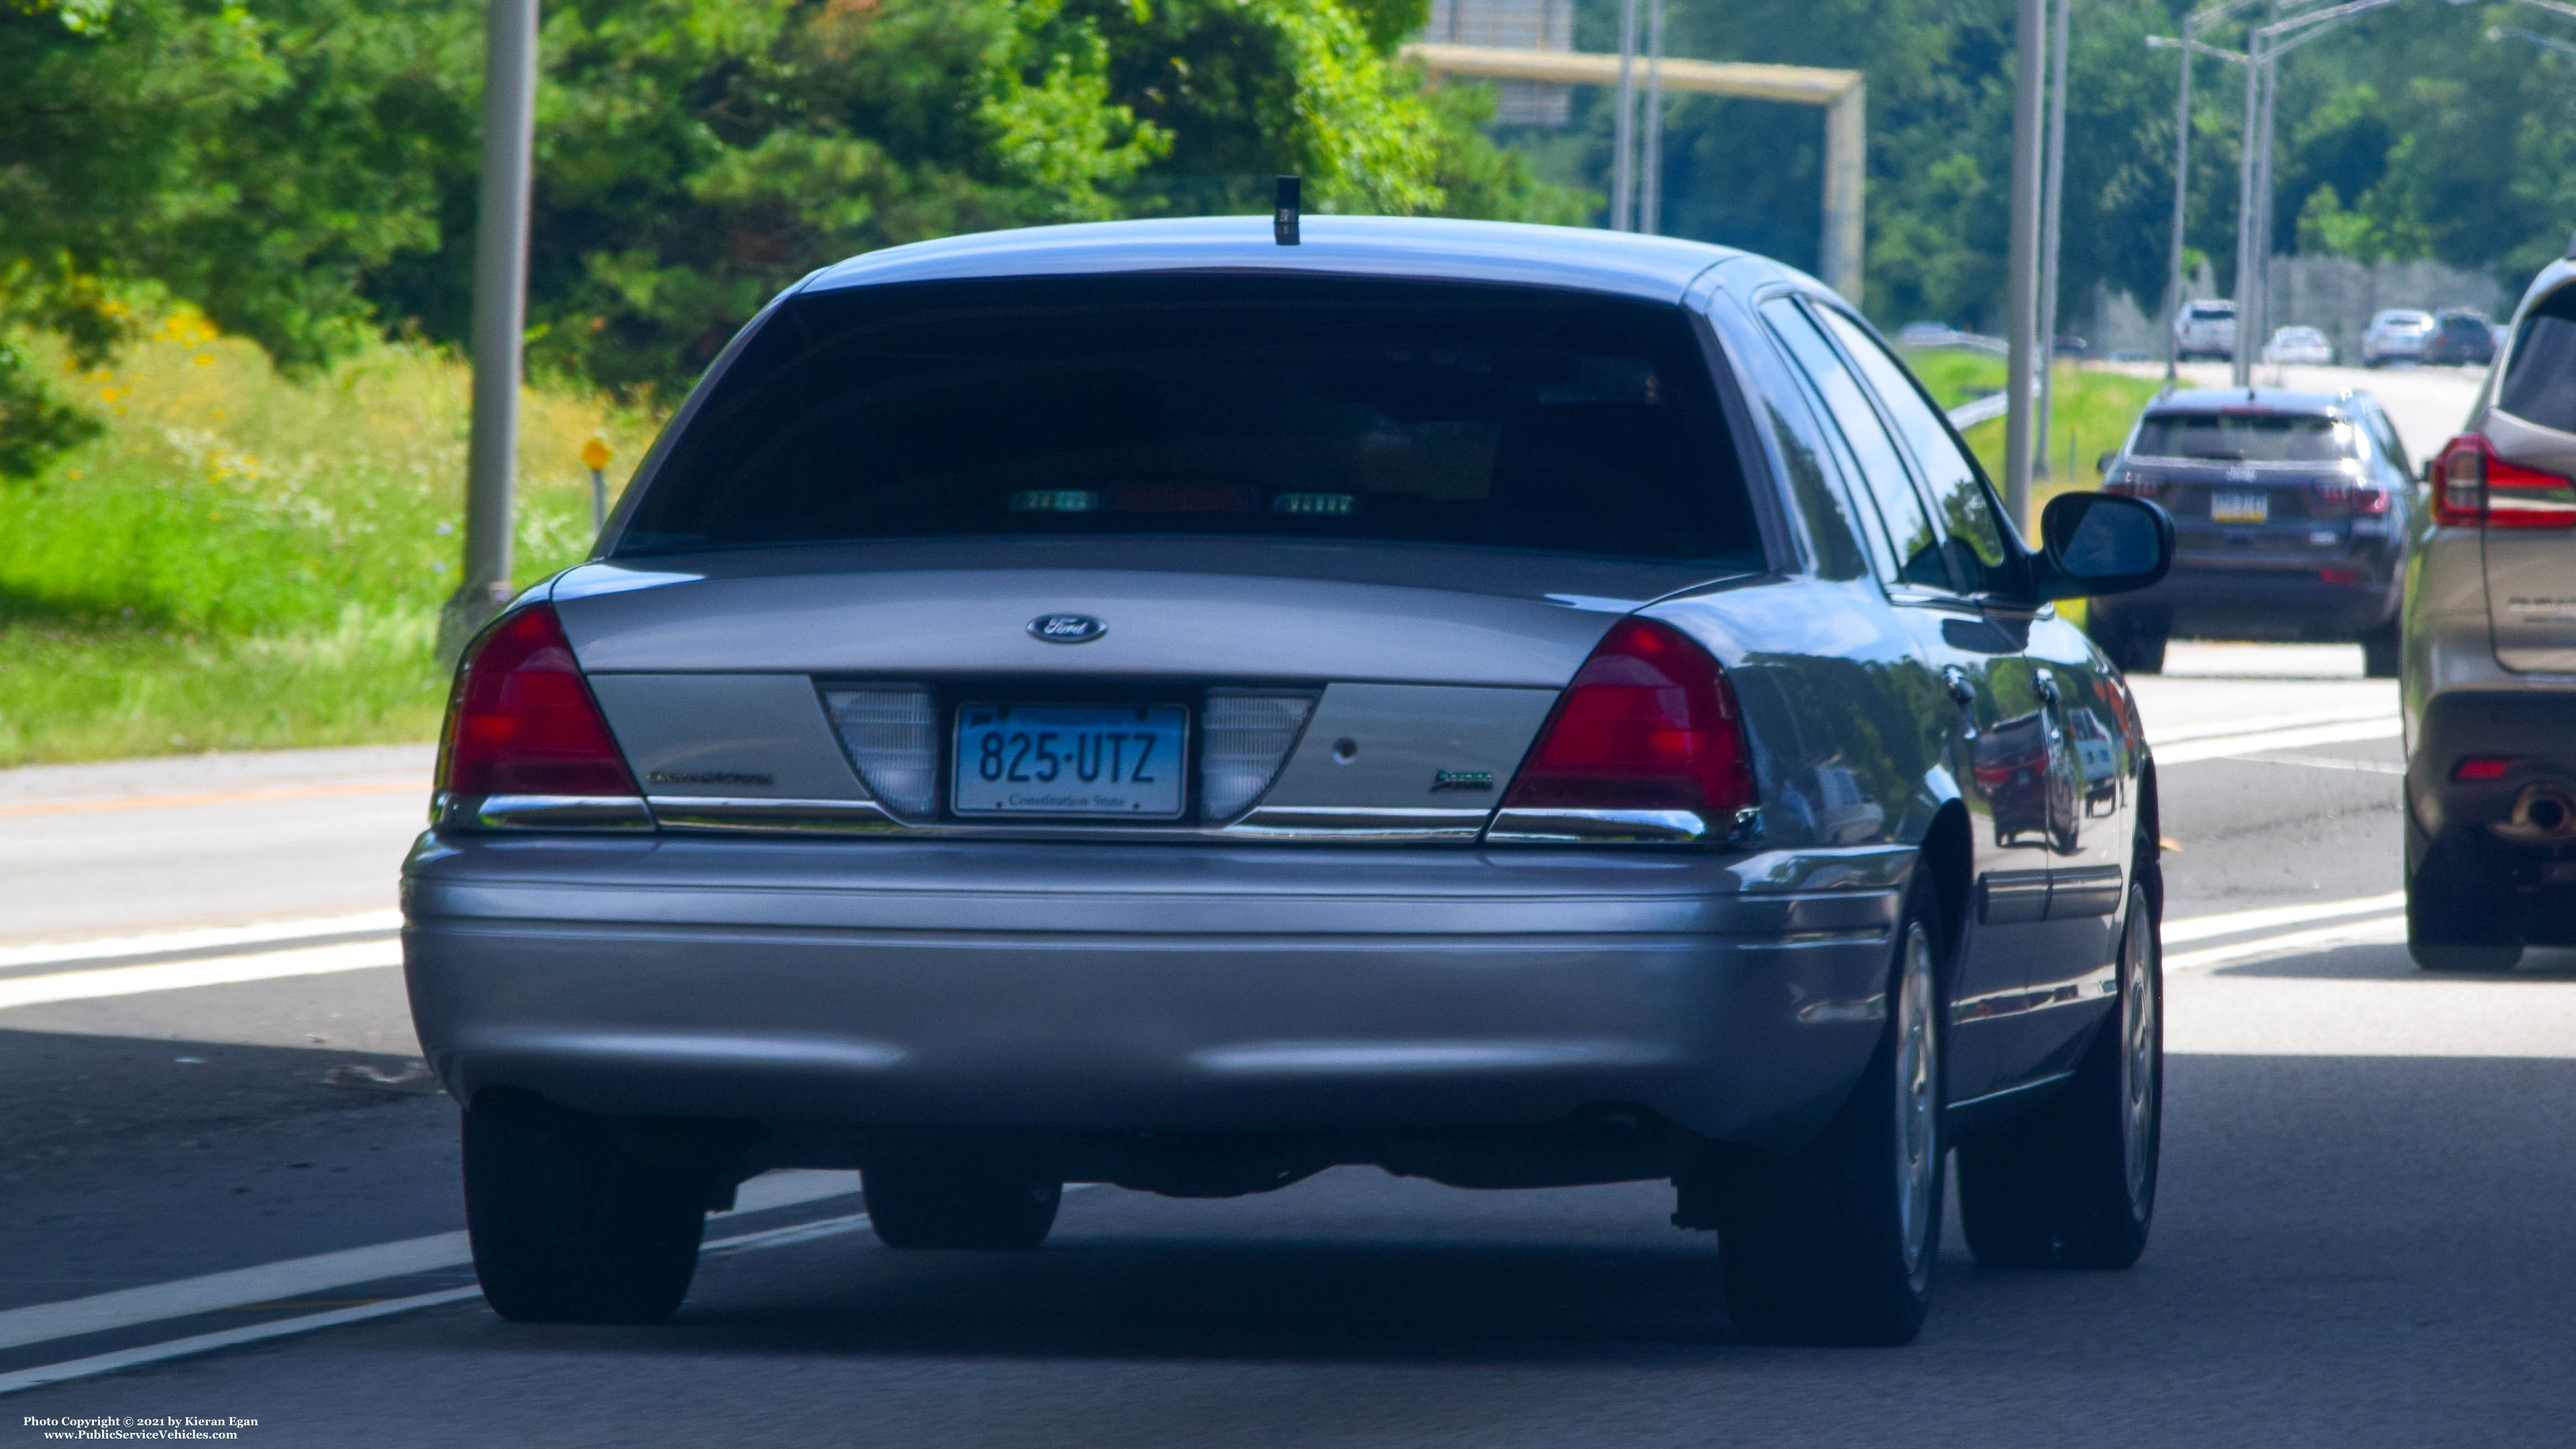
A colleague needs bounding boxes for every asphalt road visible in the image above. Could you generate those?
[6,638,2572,1446]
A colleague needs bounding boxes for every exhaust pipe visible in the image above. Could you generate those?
[2491,781,2576,843]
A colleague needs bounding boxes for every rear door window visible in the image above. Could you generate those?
[616,275,1763,568]
[2500,287,2576,433]
[1814,306,2014,594]
[1758,298,1951,592]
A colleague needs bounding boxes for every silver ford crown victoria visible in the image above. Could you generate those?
[403,217,2175,1346]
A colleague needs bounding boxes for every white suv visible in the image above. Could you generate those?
[2173,300,2237,361]
[2404,235,2576,969]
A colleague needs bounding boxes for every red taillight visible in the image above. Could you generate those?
[2311,477,2390,514]
[438,604,639,797]
[1503,618,1757,818]
[2454,757,2514,782]
[2433,433,2576,528]
[2319,565,2368,586]
[2103,476,2162,501]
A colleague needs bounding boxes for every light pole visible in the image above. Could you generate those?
[2006,0,2047,529]
[2233,0,2414,387]
[2036,0,2070,477]
[438,0,540,664]
[1641,0,1666,234]
[1611,0,1639,230]
[2147,1,2268,382]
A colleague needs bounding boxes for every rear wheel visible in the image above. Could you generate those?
[1715,879,1945,1346]
[2361,620,2401,679]
[2408,874,2523,972]
[1955,876,2162,1269]
[463,1093,709,1324]
[865,1155,1063,1250]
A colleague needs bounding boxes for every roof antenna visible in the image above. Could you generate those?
[1274,175,1301,247]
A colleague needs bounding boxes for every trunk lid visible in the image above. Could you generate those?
[553,539,1739,835]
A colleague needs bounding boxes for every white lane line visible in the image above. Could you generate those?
[0,1180,1086,1397]
[2166,914,2407,971]
[2226,753,2406,775]
[2163,891,2406,945]
[2154,717,2401,764]
[0,911,402,973]
[0,1170,860,1355]
[0,941,403,1011]
[2147,705,2398,746]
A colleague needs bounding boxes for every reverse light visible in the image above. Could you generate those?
[2432,433,2576,528]
[438,604,644,820]
[1494,618,1758,843]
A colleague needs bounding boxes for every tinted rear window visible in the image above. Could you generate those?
[617,275,1762,566]
[2500,288,2576,433]
[2132,412,2356,463]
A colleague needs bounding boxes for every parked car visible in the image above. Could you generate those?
[2405,234,2576,970]
[2423,308,2498,368]
[2089,386,2415,675]
[405,217,2177,1347]
[2053,334,2093,360]
[2362,308,2435,367]
[2262,326,2333,366]
[2173,300,2238,361]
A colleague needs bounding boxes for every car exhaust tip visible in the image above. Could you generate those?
[2491,782,2576,843]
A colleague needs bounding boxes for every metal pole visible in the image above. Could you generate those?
[2231,27,2262,389]
[2006,0,2046,531]
[439,0,540,664]
[2037,0,2070,478]
[2165,25,2193,380]
[1642,0,1665,235]
[1610,0,1639,232]
[1821,81,1867,298]
[2253,48,2278,377]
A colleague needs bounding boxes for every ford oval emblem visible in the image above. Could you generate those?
[1028,613,1107,644]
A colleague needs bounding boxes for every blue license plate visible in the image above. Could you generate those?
[951,704,1187,817]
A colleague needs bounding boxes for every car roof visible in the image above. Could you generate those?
[797,216,1753,307]
[2146,387,2359,417]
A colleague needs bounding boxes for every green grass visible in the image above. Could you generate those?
[0,312,666,766]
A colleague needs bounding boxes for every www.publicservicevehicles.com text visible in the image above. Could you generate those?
[22,1418,255,1441]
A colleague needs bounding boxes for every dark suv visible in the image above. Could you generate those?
[2424,309,2499,368]
[2086,388,2415,675]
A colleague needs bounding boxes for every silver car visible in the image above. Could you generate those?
[2363,308,2435,368]
[2174,299,2238,362]
[405,217,2175,1345]
[2404,233,2576,970]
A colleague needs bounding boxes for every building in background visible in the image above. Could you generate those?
[1424,0,1575,126]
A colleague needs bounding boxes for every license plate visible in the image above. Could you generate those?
[2210,490,2269,523]
[952,704,1187,817]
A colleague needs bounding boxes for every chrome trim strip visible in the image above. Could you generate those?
[1978,869,2052,925]
[1221,806,1490,841]
[445,794,656,831]
[648,797,904,834]
[1484,808,1711,845]
[2046,865,2126,919]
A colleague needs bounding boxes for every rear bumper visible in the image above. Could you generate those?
[2094,562,2398,638]
[402,833,1910,1151]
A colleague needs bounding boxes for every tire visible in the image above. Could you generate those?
[463,1093,709,1325]
[1714,878,1946,1347]
[2407,874,2522,972]
[2361,621,2400,680]
[865,1155,1063,1250]
[1955,875,2163,1270]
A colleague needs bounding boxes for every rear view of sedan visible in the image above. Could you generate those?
[2088,389,2414,674]
[406,217,2174,1346]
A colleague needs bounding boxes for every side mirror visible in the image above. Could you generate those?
[2033,492,2173,601]
[2095,451,2117,478]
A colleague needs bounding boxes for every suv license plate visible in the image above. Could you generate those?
[2210,490,2269,523]
[952,704,1187,817]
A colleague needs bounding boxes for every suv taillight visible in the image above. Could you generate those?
[2312,477,2391,514]
[2432,433,2576,528]
[438,604,641,799]
[1502,618,1757,823]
